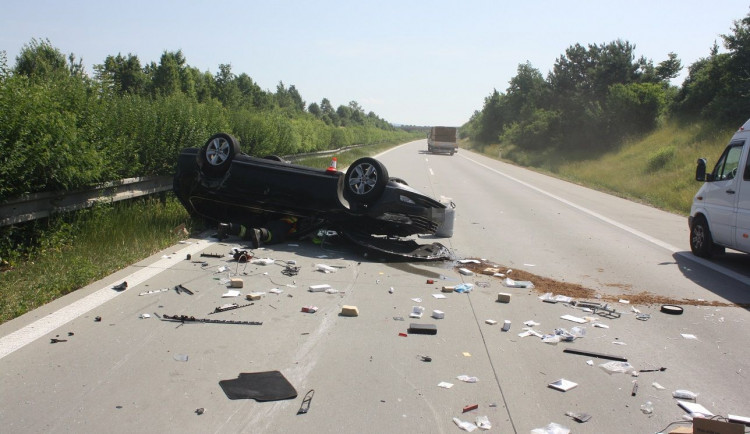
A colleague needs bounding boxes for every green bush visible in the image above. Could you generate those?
[646,145,676,171]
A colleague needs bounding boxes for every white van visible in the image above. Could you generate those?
[689,117,750,257]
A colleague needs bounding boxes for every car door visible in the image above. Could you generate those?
[704,142,743,247]
[735,142,750,253]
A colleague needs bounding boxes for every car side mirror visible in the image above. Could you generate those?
[695,158,707,181]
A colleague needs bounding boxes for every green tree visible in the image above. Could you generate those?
[14,38,68,79]
[152,50,186,96]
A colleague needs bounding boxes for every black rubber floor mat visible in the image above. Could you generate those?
[219,370,298,401]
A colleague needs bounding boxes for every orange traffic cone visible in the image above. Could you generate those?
[326,157,338,172]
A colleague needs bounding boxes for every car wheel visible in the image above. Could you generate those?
[690,216,715,258]
[345,157,389,204]
[198,133,240,176]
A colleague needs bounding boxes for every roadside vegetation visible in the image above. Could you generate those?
[461,10,750,215]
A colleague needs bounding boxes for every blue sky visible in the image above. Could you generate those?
[2,1,748,126]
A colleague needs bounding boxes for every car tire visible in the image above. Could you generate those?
[344,157,389,205]
[198,133,240,177]
[690,216,716,258]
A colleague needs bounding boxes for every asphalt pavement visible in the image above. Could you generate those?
[1,141,748,434]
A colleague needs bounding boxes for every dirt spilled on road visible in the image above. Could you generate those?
[457,259,747,308]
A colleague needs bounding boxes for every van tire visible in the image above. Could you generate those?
[690,216,716,258]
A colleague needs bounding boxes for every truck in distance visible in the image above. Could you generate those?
[427,126,458,155]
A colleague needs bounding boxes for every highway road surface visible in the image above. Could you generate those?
[1,139,748,433]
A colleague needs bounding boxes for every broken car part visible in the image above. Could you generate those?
[160,314,262,325]
[562,348,628,362]
[571,301,621,318]
[139,288,169,296]
[297,389,315,415]
[112,281,128,291]
[208,302,254,315]
[174,284,194,295]
[660,304,684,315]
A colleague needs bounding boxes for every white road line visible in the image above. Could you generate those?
[462,154,750,286]
[429,168,434,176]
[0,240,214,360]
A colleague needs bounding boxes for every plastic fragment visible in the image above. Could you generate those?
[652,382,665,390]
[454,283,474,293]
[530,422,570,434]
[437,381,454,389]
[452,417,478,432]
[672,389,698,400]
[475,415,491,430]
[599,361,636,375]
[640,401,654,414]
[457,375,478,383]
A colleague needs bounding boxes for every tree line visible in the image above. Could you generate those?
[0,40,420,199]
[462,10,750,153]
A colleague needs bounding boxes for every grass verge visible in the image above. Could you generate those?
[0,195,194,324]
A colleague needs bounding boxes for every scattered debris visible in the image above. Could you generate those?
[297,389,315,415]
[661,304,684,315]
[140,313,151,319]
[94,316,102,322]
[340,305,359,317]
[432,310,445,319]
[458,267,474,276]
[672,389,698,400]
[195,407,205,415]
[485,319,497,325]
[408,323,437,335]
[565,411,591,423]
[497,293,511,303]
[457,375,478,383]
[463,404,479,413]
[222,289,241,298]
[453,417,478,432]
[175,284,194,295]
[409,306,425,318]
[548,378,578,392]
[563,348,627,362]
[437,382,454,389]
[315,264,337,273]
[246,292,263,301]
[501,320,511,332]
[530,422,570,434]
[173,354,188,362]
[139,288,169,296]
[599,361,636,375]
[208,302,254,315]
[229,278,243,288]
[50,338,67,343]
[301,306,318,314]
[159,314,262,325]
[219,370,297,401]
[454,283,473,293]
[112,281,128,291]
[309,284,331,292]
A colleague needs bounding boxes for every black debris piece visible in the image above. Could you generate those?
[112,281,128,291]
[219,371,298,401]
[297,389,315,415]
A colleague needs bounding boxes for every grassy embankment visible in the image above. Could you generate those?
[464,119,737,215]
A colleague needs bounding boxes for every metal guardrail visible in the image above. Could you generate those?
[0,175,173,227]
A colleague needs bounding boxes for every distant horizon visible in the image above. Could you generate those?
[2,1,748,126]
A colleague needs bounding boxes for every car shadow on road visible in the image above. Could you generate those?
[673,251,750,307]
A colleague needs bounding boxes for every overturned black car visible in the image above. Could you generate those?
[173,134,452,259]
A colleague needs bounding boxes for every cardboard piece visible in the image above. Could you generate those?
[693,418,744,434]
[340,305,359,317]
